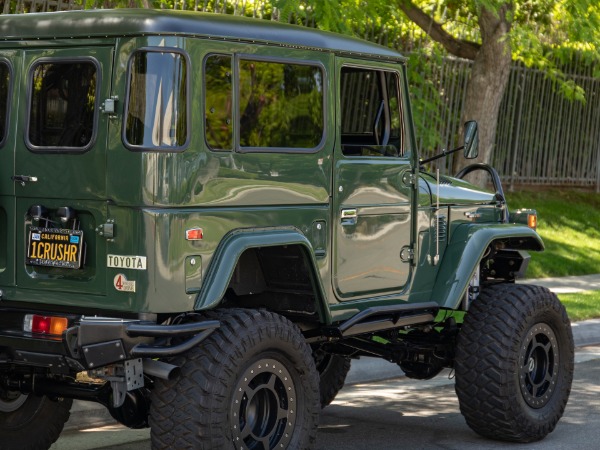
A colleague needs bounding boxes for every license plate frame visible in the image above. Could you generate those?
[26,226,84,269]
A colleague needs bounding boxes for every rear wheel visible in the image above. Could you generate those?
[0,390,72,449]
[455,284,574,442]
[150,309,320,449]
[313,349,351,408]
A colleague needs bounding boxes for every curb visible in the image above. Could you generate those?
[520,274,600,293]
[572,319,600,347]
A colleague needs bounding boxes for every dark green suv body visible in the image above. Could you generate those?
[0,9,573,449]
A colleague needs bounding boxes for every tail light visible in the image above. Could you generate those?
[24,314,68,335]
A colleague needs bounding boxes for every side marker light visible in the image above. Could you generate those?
[186,228,204,240]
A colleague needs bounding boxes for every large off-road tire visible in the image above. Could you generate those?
[0,391,72,450]
[313,349,351,408]
[150,309,320,449]
[455,284,574,442]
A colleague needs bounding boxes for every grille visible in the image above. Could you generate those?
[436,215,448,241]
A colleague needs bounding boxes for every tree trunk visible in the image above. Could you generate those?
[453,5,513,180]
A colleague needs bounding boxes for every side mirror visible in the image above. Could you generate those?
[463,121,479,159]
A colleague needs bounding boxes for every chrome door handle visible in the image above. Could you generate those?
[12,175,38,186]
[341,208,357,226]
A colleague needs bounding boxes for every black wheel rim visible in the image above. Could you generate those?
[519,323,559,408]
[230,358,296,450]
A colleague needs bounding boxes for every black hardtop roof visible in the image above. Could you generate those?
[0,9,405,61]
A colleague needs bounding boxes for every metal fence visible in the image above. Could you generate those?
[2,0,80,13]
[415,57,600,191]
[496,61,600,190]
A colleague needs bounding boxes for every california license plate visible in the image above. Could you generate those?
[27,227,84,269]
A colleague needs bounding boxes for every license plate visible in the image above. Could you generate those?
[27,227,84,269]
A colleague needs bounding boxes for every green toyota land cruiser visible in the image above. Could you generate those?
[0,9,573,449]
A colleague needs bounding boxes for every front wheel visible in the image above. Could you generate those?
[455,284,574,442]
[150,309,320,449]
[0,391,72,449]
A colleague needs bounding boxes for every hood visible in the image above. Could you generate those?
[418,172,496,207]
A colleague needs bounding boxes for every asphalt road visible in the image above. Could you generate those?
[51,346,600,450]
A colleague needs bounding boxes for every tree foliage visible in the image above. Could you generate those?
[272,0,600,169]
[4,0,599,168]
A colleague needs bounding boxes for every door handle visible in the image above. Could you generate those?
[12,175,38,186]
[341,208,357,226]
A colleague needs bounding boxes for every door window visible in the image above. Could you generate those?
[340,67,406,158]
[27,60,98,151]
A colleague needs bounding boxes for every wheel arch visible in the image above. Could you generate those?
[431,224,544,309]
[194,227,329,323]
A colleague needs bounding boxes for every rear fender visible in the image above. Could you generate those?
[194,228,328,320]
[431,224,543,309]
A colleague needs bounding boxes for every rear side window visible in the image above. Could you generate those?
[125,50,189,151]
[204,55,233,151]
[27,60,98,151]
[0,61,9,147]
[239,60,324,150]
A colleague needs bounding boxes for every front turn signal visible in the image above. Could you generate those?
[528,213,537,230]
[510,209,538,230]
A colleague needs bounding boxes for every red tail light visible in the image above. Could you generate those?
[24,314,68,335]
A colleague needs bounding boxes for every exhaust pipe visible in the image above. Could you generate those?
[143,358,180,380]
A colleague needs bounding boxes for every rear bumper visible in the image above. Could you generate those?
[0,309,219,373]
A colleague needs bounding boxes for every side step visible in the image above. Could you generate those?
[311,302,439,341]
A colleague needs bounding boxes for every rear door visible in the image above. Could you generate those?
[14,47,113,296]
[0,52,17,289]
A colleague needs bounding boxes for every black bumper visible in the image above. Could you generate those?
[0,312,219,373]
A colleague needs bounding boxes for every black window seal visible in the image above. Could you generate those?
[122,46,191,153]
[25,56,101,155]
[235,54,327,154]
[203,52,234,153]
[0,58,12,150]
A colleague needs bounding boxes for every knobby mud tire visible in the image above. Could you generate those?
[149,309,320,449]
[0,393,72,450]
[455,283,574,442]
[313,350,351,408]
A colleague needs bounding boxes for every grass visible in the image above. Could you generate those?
[507,188,600,279]
[507,188,600,321]
[558,291,600,322]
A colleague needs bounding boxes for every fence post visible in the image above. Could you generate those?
[596,144,600,193]
[508,67,525,192]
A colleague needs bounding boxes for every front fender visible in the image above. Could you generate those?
[431,224,544,309]
[194,227,328,315]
